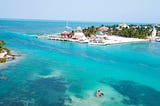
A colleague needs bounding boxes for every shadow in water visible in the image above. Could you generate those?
[0,77,71,106]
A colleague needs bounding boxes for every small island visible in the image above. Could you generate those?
[36,23,160,45]
[0,40,15,63]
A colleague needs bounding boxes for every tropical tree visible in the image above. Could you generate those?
[0,40,5,48]
[70,31,74,38]
[83,26,98,37]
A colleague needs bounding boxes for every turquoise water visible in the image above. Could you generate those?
[0,20,160,106]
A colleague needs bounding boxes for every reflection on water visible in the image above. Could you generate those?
[0,77,69,106]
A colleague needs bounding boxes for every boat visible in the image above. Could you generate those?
[155,38,160,42]
[65,26,71,30]
[65,20,72,30]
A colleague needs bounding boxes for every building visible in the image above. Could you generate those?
[72,27,86,40]
[118,23,129,28]
[152,27,157,38]
[61,31,70,38]
[98,26,109,32]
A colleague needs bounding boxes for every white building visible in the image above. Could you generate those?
[152,27,157,38]
[119,23,129,28]
[72,27,86,40]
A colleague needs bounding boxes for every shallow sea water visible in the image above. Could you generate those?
[0,20,160,106]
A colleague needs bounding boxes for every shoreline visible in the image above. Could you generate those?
[0,53,22,71]
[37,34,149,45]
[0,51,21,64]
[104,35,148,45]
[36,24,154,45]
[0,54,22,80]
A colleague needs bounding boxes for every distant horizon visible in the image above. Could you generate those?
[0,18,158,25]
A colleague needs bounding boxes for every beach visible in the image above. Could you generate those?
[37,34,148,45]
[36,24,151,45]
[105,35,148,44]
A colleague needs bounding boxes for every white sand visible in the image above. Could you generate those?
[0,51,7,58]
[0,56,23,70]
[36,70,62,79]
[105,35,148,45]
[65,83,129,106]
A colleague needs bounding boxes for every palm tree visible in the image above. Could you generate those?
[0,40,5,48]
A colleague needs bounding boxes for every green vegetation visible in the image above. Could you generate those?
[112,27,152,39]
[0,58,6,63]
[0,40,5,48]
[82,26,98,37]
[0,40,11,63]
[80,24,153,39]
[2,48,10,54]
[0,48,3,53]
[70,31,74,37]
[155,26,160,31]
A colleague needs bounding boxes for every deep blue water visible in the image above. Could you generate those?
[0,19,160,106]
[0,19,121,35]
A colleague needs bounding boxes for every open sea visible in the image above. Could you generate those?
[0,19,160,106]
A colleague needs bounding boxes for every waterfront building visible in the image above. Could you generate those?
[72,27,86,40]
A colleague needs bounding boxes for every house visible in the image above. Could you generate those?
[118,23,129,28]
[61,31,70,38]
[98,26,109,32]
[72,27,86,40]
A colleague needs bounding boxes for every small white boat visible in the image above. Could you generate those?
[65,26,71,30]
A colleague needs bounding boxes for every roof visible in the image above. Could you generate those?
[119,23,129,28]
[61,31,70,36]
[98,26,109,31]
[75,26,82,32]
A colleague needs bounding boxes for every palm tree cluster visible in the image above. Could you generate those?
[82,26,98,37]
[81,24,152,39]
[0,40,10,54]
[112,27,152,39]
[155,26,160,31]
[0,40,5,48]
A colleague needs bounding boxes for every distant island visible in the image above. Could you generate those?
[37,23,160,45]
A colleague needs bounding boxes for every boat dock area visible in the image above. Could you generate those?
[36,34,148,45]
[36,34,69,40]
[36,25,153,45]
